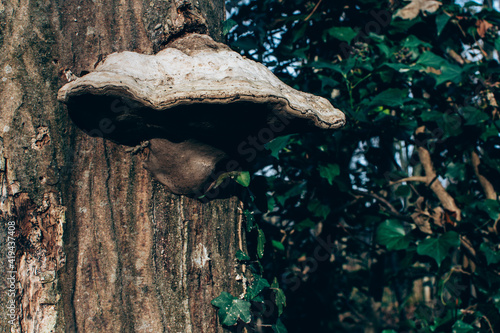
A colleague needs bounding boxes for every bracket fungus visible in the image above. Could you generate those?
[57,33,345,196]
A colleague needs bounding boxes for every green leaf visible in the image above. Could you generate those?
[265,135,292,159]
[395,185,411,197]
[244,210,256,232]
[369,88,408,107]
[257,228,266,259]
[232,35,259,51]
[295,218,316,231]
[445,162,466,182]
[476,200,500,220]
[417,231,460,266]
[318,163,340,185]
[461,106,489,126]
[222,19,237,36]
[452,320,474,333]
[324,27,357,44]
[436,13,451,36]
[435,62,463,86]
[480,243,500,265]
[481,123,500,141]
[417,51,446,69]
[271,278,287,316]
[420,109,443,122]
[212,292,252,326]
[276,182,307,207]
[403,35,432,48]
[311,61,347,75]
[247,275,270,300]
[307,199,331,220]
[214,171,250,188]
[236,250,251,261]
[493,291,500,312]
[272,318,288,333]
[272,240,285,251]
[382,62,414,73]
[376,219,411,251]
[235,171,251,187]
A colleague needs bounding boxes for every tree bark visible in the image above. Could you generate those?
[0,1,245,332]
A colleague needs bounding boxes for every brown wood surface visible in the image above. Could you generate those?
[0,0,245,332]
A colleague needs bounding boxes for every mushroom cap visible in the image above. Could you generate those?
[57,34,345,131]
[57,33,346,196]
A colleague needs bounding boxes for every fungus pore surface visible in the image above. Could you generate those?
[58,33,346,196]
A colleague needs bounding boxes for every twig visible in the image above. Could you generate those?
[471,150,497,200]
[351,189,410,220]
[389,176,429,185]
[460,235,476,258]
[482,315,494,333]
[446,48,467,65]
[305,0,323,21]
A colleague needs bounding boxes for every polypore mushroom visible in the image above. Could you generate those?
[57,33,345,196]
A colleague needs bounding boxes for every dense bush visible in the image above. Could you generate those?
[219,1,500,332]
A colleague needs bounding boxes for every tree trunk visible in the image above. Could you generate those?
[0,1,246,332]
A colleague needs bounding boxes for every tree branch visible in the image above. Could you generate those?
[471,150,497,200]
[415,126,462,221]
[389,176,429,185]
[351,189,411,221]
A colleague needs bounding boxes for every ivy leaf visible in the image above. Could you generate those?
[246,275,270,300]
[272,240,285,251]
[479,243,500,265]
[295,218,316,231]
[369,88,408,107]
[445,162,466,182]
[376,220,411,251]
[244,210,256,232]
[436,13,451,36]
[417,231,460,266]
[403,35,432,48]
[417,51,446,69]
[493,291,500,312]
[265,135,293,159]
[214,171,250,188]
[318,163,340,185]
[395,185,411,197]
[222,19,237,36]
[452,320,474,333]
[211,292,252,326]
[272,318,288,333]
[272,278,287,316]
[257,228,266,259]
[435,62,463,86]
[307,199,331,220]
[476,200,500,220]
[235,171,251,187]
[236,250,251,261]
[382,62,413,73]
[323,27,357,43]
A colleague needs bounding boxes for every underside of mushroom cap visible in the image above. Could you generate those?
[57,33,345,131]
[57,33,346,196]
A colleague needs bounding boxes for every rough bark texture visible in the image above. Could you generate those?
[0,0,245,332]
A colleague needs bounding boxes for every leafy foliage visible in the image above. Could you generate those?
[212,292,252,326]
[221,0,500,331]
